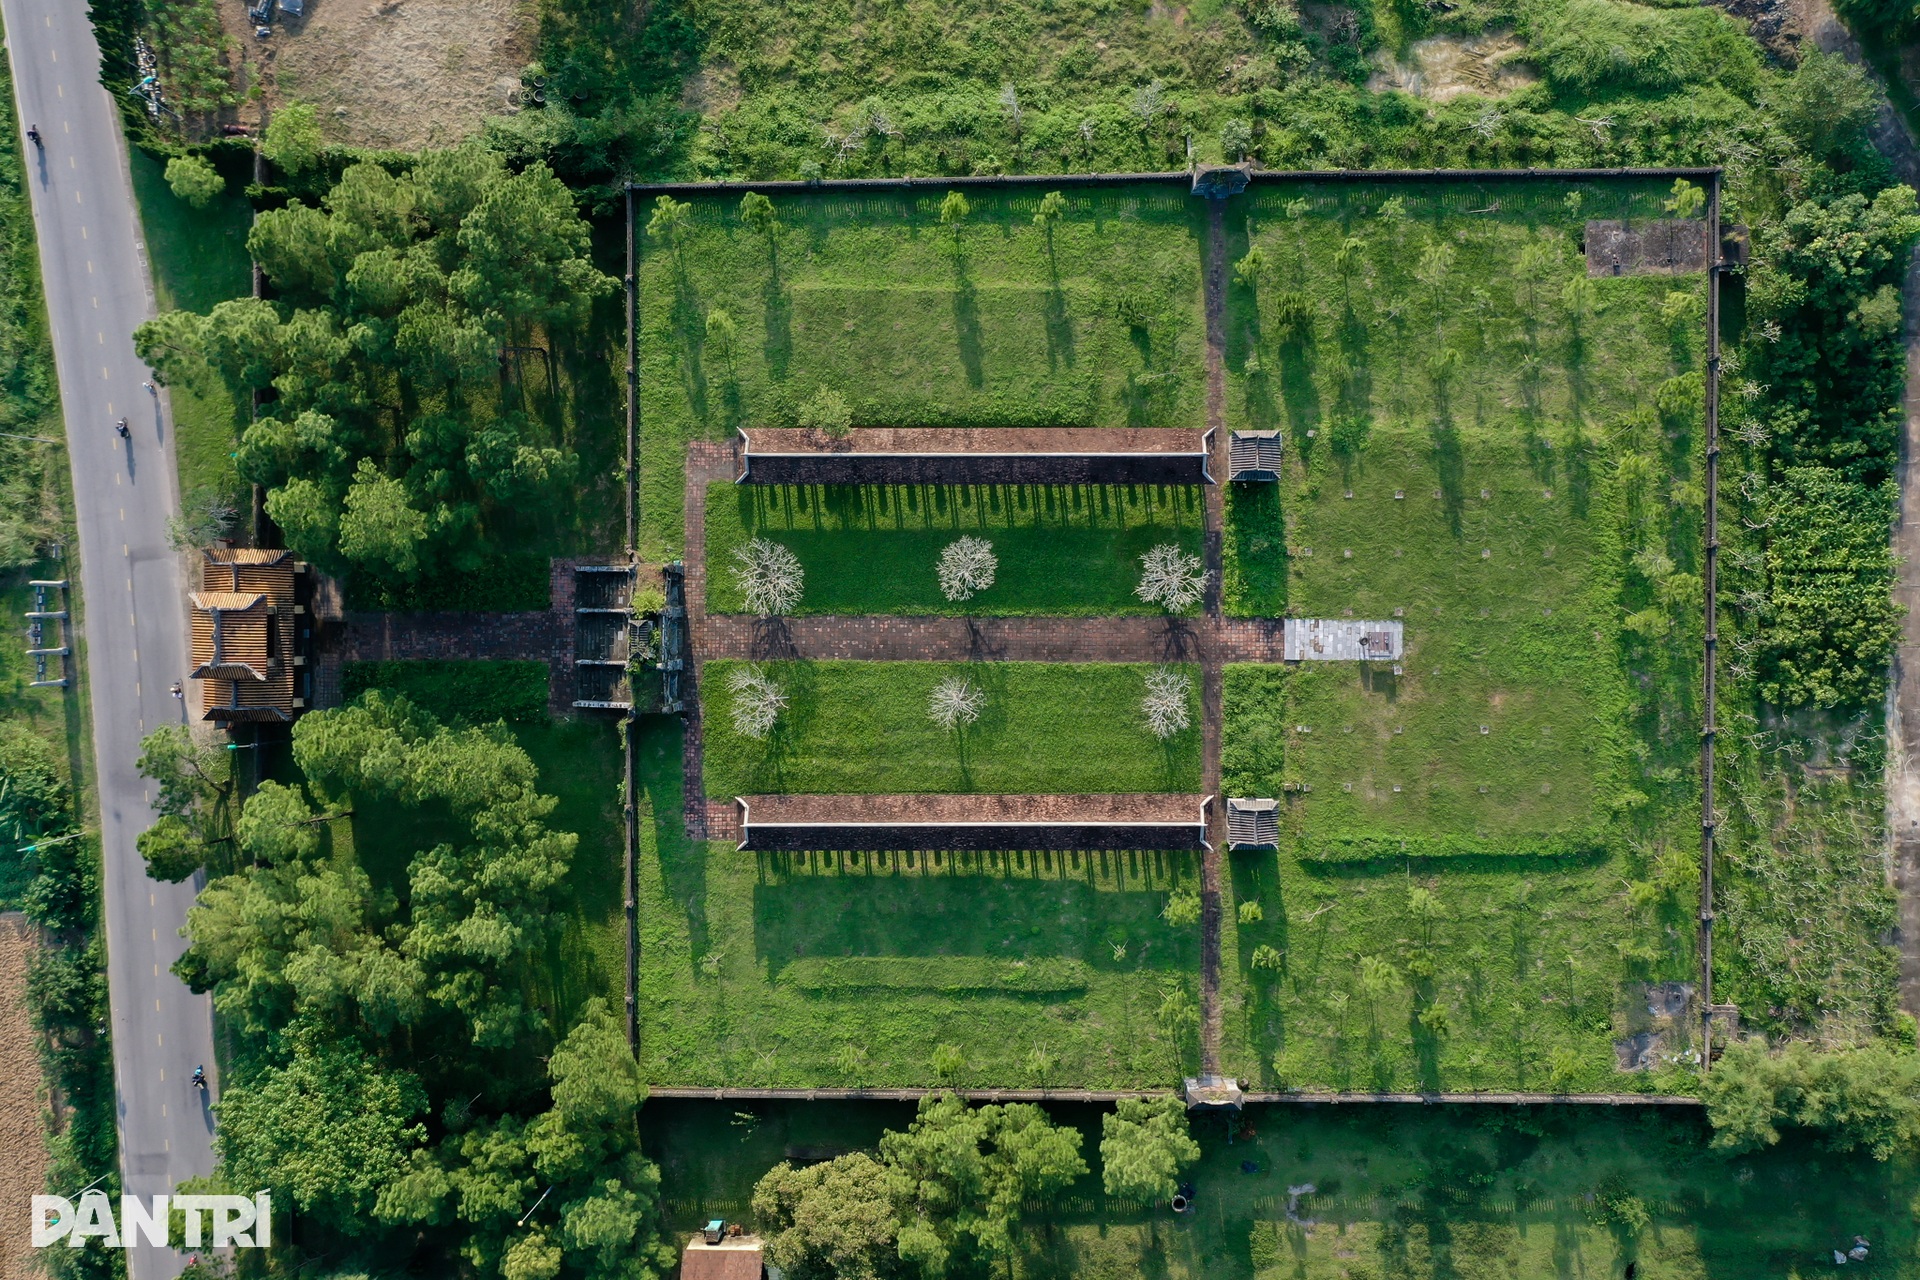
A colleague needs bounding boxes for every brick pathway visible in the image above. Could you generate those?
[1198,197,1231,1079]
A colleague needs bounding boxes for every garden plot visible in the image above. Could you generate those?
[705,482,1204,616]
[1212,177,1708,1092]
[702,660,1201,799]
[637,725,1210,1089]
[637,183,1210,560]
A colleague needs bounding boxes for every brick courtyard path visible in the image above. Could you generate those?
[1198,197,1231,1079]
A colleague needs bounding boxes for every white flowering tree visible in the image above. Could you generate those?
[1136,544,1206,612]
[936,536,997,602]
[731,537,804,614]
[928,675,985,730]
[1142,667,1192,739]
[727,666,788,739]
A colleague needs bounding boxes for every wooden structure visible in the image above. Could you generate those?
[736,427,1214,486]
[736,792,1212,852]
[680,1235,764,1280]
[1228,430,1283,481]
[1226,797,1278,849]
[189,547,306,723]
[571,564,635,711]
[1282,618,1403,662]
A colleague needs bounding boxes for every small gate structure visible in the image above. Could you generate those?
[572,564,636,711]
[24,578,69,688]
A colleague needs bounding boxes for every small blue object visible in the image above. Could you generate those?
[703,1219,725,1246]
[1240,1160,1260,1174]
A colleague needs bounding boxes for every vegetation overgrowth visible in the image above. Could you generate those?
[341,659,550,724]
[649,1097,1920,1278]
[141,693,657,1274]
[702,660,1202,798]
[134,144,625,608]
[706,483,1204,616]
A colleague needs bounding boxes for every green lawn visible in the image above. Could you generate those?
[127,146,254,521]
[706,482,1205,616]
[702,660,1201,798]
[645,1098,1920,1279]
[1225,423,1637,859]
[640,722,1207,1088]
[638,183,1209,560]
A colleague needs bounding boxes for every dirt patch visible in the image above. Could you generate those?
[1366,33,1537,102]
[0,915,48,1278]
[222,0,535,150]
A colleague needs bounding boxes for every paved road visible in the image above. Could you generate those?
[2,5,214,1277]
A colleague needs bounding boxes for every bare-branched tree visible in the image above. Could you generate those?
[1142,667,1192,739]
[732,537,804,614]
[928,675,985,730]
[1136,544,1207,612]
[936,535,997,602]
[727,666,788,739]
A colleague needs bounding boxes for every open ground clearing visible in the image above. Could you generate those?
[0,916,48,1279]
[217,0,533,150]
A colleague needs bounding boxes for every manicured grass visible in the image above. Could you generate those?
[638,184,1209,560]
[645,1098,1920,1279]
[638,721,1206,1088]
[127,146,254,519]
[702,660,1201,798]
[706,482,1205,616]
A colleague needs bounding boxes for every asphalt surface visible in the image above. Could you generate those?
[2,5,215,1277]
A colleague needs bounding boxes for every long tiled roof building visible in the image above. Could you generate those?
[189,547,305,723]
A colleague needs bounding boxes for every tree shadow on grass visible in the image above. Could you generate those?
[953,252,985,388]
[644,719,712,972]
[1042,233,1076,373]
[1427,422,1467,537]
[752,873,1190,975]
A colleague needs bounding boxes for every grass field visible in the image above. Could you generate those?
[645,1098,1920,1279]
[702,660,1202,798]
[705,482,1205,616]
[640,722,1210,1088]
[638,183,1209,560]
[1206,176,1709,1091]
[126,147,253,524]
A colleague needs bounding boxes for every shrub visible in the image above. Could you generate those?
[340,661,548,724]
[164,154,224,208]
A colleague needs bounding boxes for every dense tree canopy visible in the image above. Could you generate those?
[134,147,613,590]
[179,692,578,1047]
[1097,1096,1200,1202]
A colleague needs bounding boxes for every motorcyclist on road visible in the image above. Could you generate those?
[26,125,40,149]
[191,1065,206,1090]
[170,681,183,700]
[115,417,129,439]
